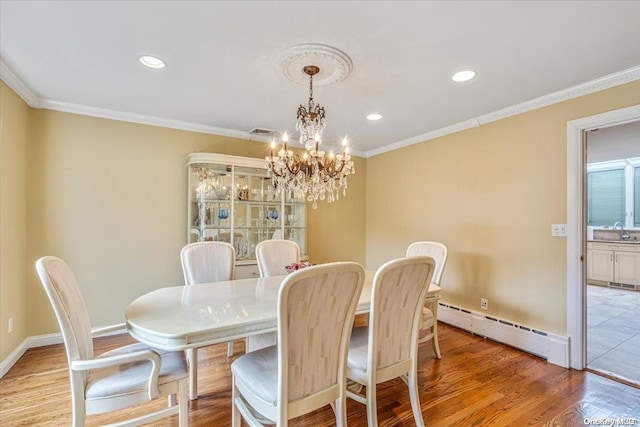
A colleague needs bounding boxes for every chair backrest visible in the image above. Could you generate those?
[255,239,300,277]
[180,241,236,285]
[368,257,435,371]
[35,256,93,385]
[277,262,365,411]
[406,241,448,285]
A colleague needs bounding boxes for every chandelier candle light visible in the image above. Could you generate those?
[266,65,355,209]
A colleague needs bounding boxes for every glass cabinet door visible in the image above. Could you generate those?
[284,195,306,256]
[234,165,279,261]
[188,162,232,244]
[187,153,307,265]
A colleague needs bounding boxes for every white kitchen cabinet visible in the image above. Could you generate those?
[587,248,615,282]
[615,250,640,286]
[587,242,640,287]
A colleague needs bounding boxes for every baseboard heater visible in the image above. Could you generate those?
[437,302,569,368]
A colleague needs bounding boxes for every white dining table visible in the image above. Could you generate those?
[125,271,374,352]
[125,270,375,400]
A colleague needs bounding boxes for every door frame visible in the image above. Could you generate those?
[567,104,640,370]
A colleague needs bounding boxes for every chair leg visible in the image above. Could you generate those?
[432,303,441,359]
[178,378,188,426]
[71,383,85,427]
[365,383,378,427]
[187,348,198,400]
[231,376,241,427]
[333,395,347,427]
[71,402,84,427]
[408,366,425,427]
[227,341,234,357]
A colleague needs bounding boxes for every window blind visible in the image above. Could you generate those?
[587,169,625,226]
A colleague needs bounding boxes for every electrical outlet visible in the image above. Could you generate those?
[551,224,567,237]
[8,317,13,334]
[481,298,489,310]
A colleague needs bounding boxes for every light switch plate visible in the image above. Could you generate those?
[551,224,567,237]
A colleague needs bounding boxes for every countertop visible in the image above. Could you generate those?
[588,239,640,245]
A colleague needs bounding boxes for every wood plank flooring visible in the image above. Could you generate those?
[1,322,639,426]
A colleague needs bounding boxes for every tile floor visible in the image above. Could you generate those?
[587,284,640,385]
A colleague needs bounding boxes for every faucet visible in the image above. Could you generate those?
[613,221,631,241]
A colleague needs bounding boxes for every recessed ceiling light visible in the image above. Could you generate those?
[452,70,476,82]
[139,55,166,69]
[367,113,382,121]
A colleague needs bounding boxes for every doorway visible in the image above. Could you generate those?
[567,104,640,383]
[584,122,640,385]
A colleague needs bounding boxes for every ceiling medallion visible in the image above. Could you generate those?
[275,43,353,86]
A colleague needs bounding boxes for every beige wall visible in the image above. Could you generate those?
[307,156,366,265]
[23,109,366,334]
[366,80,640,336]
[0,81,30,361]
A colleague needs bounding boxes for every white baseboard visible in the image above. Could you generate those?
[0,338,29,378]
[438,302,570,368]
[0,325,126,378]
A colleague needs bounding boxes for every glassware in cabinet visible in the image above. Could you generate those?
[187,153,307,266]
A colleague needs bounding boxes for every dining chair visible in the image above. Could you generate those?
[255,239,300,277]
[180,241,236,400]
[249,239,302,352]
[35,256,188,427]
[231,262,365,426]
[346,256,435,427]
[406,241,448,358]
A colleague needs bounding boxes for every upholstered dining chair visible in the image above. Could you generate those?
[231,262,365,427]
[255,239,300,277]
[180,241,236,400]
[406,241,448,358]
[346,256,435,427]
[249,239,302,352]
[35,256,188,427]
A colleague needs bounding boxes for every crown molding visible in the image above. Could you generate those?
[2,58,638,158]
[365,119,480,158]
[39,99,252,141]
[365,65,640,158]
[0,59,40,107]
[476,65,640,126]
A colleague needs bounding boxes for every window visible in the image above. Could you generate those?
[587,158,640,229]
[587,169,625,226]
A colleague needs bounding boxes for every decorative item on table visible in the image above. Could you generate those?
[285,261,313,273]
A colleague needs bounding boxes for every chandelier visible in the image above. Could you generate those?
[266,65,355,209]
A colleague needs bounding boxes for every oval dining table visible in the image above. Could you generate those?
[125,270,375,399]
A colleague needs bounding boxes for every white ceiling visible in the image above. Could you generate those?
[1,1,639,157]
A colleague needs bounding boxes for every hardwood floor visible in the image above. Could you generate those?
[1,322,639,426]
